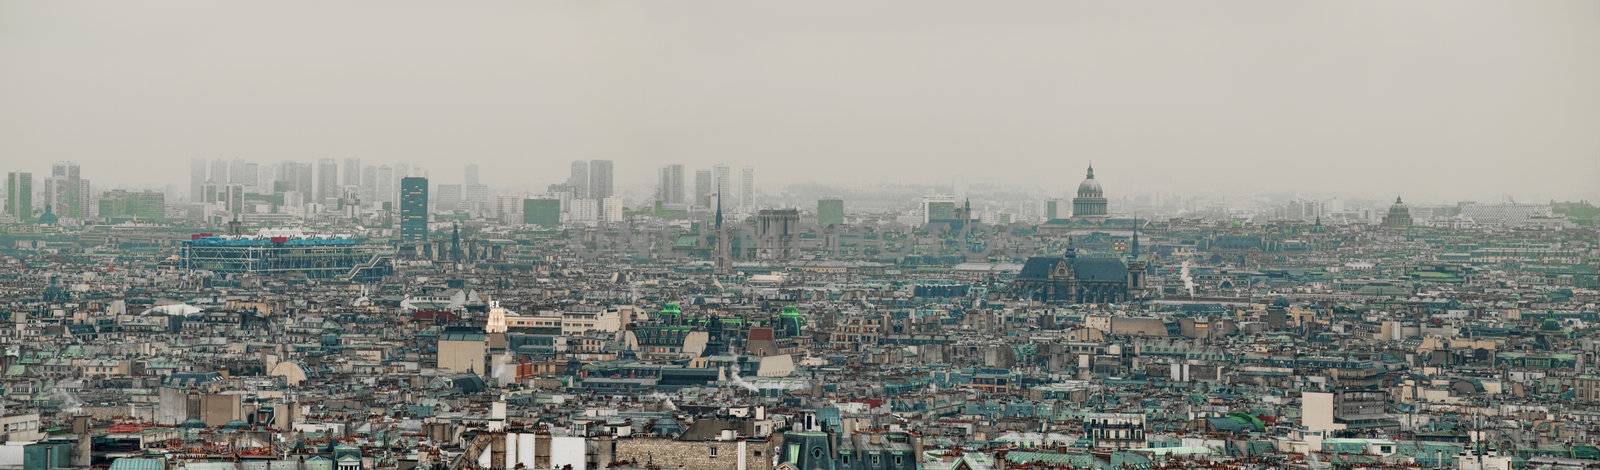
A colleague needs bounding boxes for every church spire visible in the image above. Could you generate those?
[1130,217,1140,260]
[1086,163,1095,180]
[714,189,723,229]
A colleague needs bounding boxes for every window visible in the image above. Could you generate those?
[896,455,905,465]
[812,448,824,459]
[709,446,719,457]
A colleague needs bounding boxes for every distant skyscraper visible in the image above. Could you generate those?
[375,165,395,207]
[399,177,429,243]
[464,164,480,186]
[189,158,207,202]
[229,158,255,190]
[6,172,32,222]
[225,184,245,214]
[360,164,377,203]
[277,161,315,199]
[818,198,844,227]
[50,161,81,219]
[568,160,590,199]
[208,158,228,185]
[694,169,713,208]
[739,166,755,211]
[239,162,260,192]
[658,164,685,206]
[436,184,463,213]
[462,183,488,215]
[588,160,614,199]
[316,158,339,203]
[343,158,362,186]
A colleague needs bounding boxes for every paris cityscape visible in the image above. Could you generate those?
[3,1,1599,470]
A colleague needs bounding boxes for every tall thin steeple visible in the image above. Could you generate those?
[1129,217,1140,260]
[715,190,724,229]
[714,189,732,275]
[449,222,463,261]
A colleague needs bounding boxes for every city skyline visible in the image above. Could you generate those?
[2,3,1598,470]
[2,1,1596,202]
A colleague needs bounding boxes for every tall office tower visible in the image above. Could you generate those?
[189,159,207,202]
[225,184,245,214]
[694,169,713,208]
[360,165,377,203]
[5,172,32,222]
[464,164,480,186]
[818,198,844,226]
[51,161,82,219]
[201,182,221,204]
[375,165,395,207]
[343,158,362,186]
[78,179,94,220]
[435,184,463,213]
[588,160,614,199]
[275,161,313,197]
[208,158,228,185]
[399,177,429,243]
[739,166,755,211]
[316,158,339,203]
[656,167,670,204]
[568,160,590,199]
[229,158,252,189]
[657,164,685,206]
[462,183,488,215]
[240,162,260,192]
[713,164,731,204]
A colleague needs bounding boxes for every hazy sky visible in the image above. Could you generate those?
[3,1,1596,202]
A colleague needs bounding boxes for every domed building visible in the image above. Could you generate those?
[1072,165,1108,221]
[1382,196,1413,228]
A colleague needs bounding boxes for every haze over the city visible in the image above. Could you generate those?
[3,0,1596,202]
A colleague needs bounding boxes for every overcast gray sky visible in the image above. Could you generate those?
[3,0,1596,202]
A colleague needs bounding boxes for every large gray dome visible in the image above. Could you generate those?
[1076,165,1102,198]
